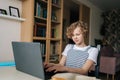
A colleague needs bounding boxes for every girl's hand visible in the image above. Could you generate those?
[46,65,67,73]
[44,62,55,68]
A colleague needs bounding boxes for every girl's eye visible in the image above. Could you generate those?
[72,34,80,37]
[76,34,80,36]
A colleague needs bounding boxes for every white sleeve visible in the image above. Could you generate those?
[88,47,99,64]
[62,44,74,56]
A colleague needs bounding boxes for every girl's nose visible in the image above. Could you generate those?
[74,36,77,39]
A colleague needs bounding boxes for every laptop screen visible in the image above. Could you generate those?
[12,41,45,80]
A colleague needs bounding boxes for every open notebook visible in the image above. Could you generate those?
[52,73,100,80]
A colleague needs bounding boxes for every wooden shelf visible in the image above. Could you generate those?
[35,22,46,26]
[34,16,47,21]
[52,3,61,9]
[51,20,60,24]
[50,38,61,41]
[39,0,48,4]
[0,14,25,22]
[22,0,63,63]
[33,37,47,40]
[19,0,27,1]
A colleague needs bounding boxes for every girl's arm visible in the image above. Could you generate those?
[59,55,67,66]
[64,59,94,75]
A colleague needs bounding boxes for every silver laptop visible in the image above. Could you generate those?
[12,42,46,80]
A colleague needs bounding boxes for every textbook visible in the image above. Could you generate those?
[52,73,99,80]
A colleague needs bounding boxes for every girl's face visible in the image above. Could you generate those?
[72,27,85,46]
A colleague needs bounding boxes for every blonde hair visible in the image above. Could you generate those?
[66,20,88,39]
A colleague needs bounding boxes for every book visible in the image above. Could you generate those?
[43,8,47,18]
[51,27,59,38]
[36,2,43,17]
[52,73,99,80]
[54,28,59,38]
[51,11,57,21]
[52,0,59,5]
[51,27,55,38]
[40,43,46,56]
[52,77,65,80]
[36,27,46,37]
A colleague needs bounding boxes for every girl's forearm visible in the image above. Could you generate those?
[65,67,88,75]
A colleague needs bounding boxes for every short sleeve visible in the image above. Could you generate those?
[62,44,74,56]
[88,47,99,64]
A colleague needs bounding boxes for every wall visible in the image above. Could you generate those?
[0,0,22,62]
[75,0,103,45]
[0,0,103,62]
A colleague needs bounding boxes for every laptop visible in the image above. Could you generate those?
[12,41,53,80]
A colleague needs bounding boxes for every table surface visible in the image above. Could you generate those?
[53,73,101,80]
[0,66,101,80]
[0,66,42,80]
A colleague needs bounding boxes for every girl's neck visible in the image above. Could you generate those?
[76,43,87,47]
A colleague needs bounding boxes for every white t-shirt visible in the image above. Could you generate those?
[62,44,99,64]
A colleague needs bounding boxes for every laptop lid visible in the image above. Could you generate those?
[12,41,45,80]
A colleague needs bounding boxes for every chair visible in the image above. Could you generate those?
[99,46,120,80]
[89,45,101,78]
[94,45,101,78]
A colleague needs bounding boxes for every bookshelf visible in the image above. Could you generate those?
[21,0,90,63]
[33,0,63,63]
[79,4,90,45]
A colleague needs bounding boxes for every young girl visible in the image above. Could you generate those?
[44,20,98,75]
